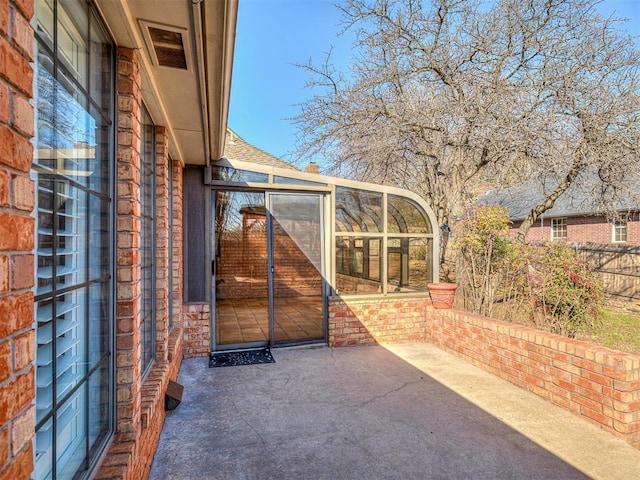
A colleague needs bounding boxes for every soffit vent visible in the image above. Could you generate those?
[149,27,187,69]
[139,21,191,70]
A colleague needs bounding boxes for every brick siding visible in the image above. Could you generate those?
[183,303,211,358]
[154,126,170,361]
[512,213,640,245]
[0,0,35,478]
[113,46,143,444]
[171,160,184,331]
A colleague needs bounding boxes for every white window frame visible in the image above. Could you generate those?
[613,219,628,243]
[550,218,567,241]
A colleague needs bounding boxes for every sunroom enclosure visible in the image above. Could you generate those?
[195,158,439,351]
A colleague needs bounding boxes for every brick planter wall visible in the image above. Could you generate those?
[328,296,431,346]
[427,308,640,449]
[329,295,640,449]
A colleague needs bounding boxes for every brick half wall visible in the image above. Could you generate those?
[328,296,432,346]
[328,296,640,449]
[427,308,640,449]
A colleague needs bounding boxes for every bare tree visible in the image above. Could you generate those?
[293,0,640,241]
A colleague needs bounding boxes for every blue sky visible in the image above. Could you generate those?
[228,0,640,163]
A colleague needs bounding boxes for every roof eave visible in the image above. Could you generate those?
[201,0,238,165]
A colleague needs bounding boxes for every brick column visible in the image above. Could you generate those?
[115,46,143,441]
[154,127,169,361]
[171,160,184,331]
[0,0,35,478]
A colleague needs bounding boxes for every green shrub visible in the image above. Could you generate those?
[453,207,603,337]
[521,243,603,337]
[453,206,514,316]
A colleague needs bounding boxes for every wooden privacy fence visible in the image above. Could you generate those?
[574,243,640,301]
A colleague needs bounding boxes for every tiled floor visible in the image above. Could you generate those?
[216,296,324,345]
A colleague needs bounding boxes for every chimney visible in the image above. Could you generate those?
[305,162,319,174]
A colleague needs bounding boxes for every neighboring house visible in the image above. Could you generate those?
[480,173,640,245]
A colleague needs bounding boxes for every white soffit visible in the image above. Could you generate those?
[94,0,238,166]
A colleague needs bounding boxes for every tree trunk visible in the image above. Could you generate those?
[516,163,584,241]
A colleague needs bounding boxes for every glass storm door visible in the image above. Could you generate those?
[213,191,270,350]
[267,193,325,345]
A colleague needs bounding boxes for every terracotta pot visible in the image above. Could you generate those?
[427,282,458,309]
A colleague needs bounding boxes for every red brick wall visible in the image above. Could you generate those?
[629,219,640,246]
[427,308,640,449]
[154,126,170,361]
[217,212,268,299]
[272,224,321,297]
[0,0,35,478]
[172,160,184,330]
[512,214,640,245]
[183,303,211,358]
[328,297,431,346]
[217,212,321,300]
[113,46,143,445]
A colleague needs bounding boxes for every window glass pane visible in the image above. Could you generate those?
[88,360,111,455]
[387,238,433,293]
[614,220,627,243]
[89,10,113,111]
[55,288,87,403]
[58,0,88,90]
[335,236,382,294]
[214,191,267,306]
[34,177,87,291]
[273,175,326,187]
[212,165,269,183]
[34,419,53,480]
[388,195,432,234]
[89,196,109,281]
[34,58,102,190]
[35,0,54,50]
[89,282,110,367]
[88,102,111,194]
[58,182,87,285]
[55,388,87,479]
[35,175,55,296]
[335,187,383,233]
[35,300,54,424]
[34,1,114,478]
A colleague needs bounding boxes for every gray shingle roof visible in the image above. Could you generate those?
[480,169,640,221]
[223,129,298,171]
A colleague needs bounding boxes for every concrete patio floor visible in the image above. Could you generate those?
[149,344,640,479]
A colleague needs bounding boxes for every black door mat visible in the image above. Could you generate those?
[209,348,275,368]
